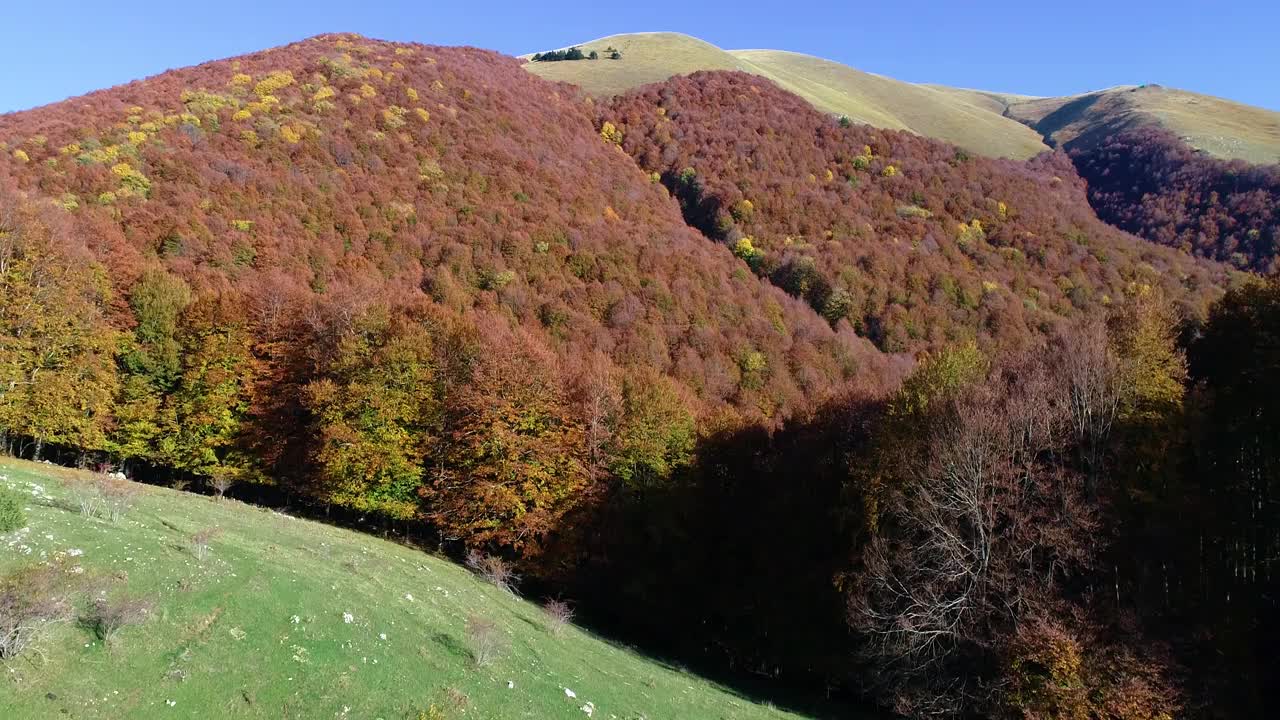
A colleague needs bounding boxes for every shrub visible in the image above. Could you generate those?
[731,236,764,270]
[253,70,295,98]
[209,470,236,499]
[0,487,26,533]
[85,594,153,646]
[96,476,140,522]
[542,598,574,636]
[599,121,623,145]
[68,477,103,518]
[464,550,519,595]
[0,564,75,660]
[464,615,506,667]
[190,527,222,562]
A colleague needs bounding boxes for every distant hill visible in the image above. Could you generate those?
[601,70,1228,352]
[939,84,1280,270]
[525,32,1280,165]
[523,32,1050,160]
[526,32,1280,271]
[955,83,1280,163]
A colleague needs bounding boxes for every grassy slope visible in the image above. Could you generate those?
[0,459,814,720]
[521,32,752,96]
[522,32,1048,160]
[728,50,1049,160]
[955,84,1280,163]
[524,32,1280,164]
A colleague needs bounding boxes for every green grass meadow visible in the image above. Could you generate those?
[1,459,811,720]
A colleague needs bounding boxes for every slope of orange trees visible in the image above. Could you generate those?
[0,34,889,554]
[602,71,1228,352]
[1072,126,1280,273]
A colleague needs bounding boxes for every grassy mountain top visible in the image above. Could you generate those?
[0,459,812,719]
[524,33,1280,165]
[726,50,1050,160]
[523,33,1048,160]
[949,84,1280,163]
[521,32,753,95]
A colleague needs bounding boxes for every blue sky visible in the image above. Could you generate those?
[3,0,1277,113]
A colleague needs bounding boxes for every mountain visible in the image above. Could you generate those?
[980,83,1280,163]
[0,32,882,542]
[526,32,1280,271]
[523,32,1051,160]
[600,70,1227,352]
[0,31,1270,720]
[524,32,1280,165]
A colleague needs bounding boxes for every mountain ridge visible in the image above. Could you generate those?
[523,31,1280,163]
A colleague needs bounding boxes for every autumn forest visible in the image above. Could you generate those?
[2,33,1278,719]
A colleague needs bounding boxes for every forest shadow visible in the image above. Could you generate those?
[548,391,890,720]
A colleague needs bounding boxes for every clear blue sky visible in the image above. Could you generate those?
[3,0,1277,113]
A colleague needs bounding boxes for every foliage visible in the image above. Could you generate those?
[598,121,623,145]
[0,486,25,532]
[464,615,506,667]
[304,312,439,519]
[1073,127,1280,272]
[607,370,695,489]
[0,563,74,660]
[603,71,1226,350]
[531,46,587,62]
[849,321,1177,718]
[542,598,574,636]
[84,593,153,645]
[0,193,119,458]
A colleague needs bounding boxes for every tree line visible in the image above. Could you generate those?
[530,46,622,62]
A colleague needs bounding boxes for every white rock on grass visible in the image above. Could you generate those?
[342,612,353,624]
[564,688,576,699]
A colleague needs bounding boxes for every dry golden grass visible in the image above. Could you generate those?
[524,33,1048,160]
[524,33,1280,164]
[730,49,1050,159]
[955,84,1280,163]
[522,32,750,96]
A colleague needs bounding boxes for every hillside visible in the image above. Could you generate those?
[520,32,753,96]
[1072,126,1280,272]
[601,71,1228,353]
[728,50,1049,161]
[522,33,1049,160]
[992,84,1280,163]
[0,459,819,719]
[933,85,1280,271]
[0,32,888,548]
[524,32,1280,167]
[0,31,1268,720]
